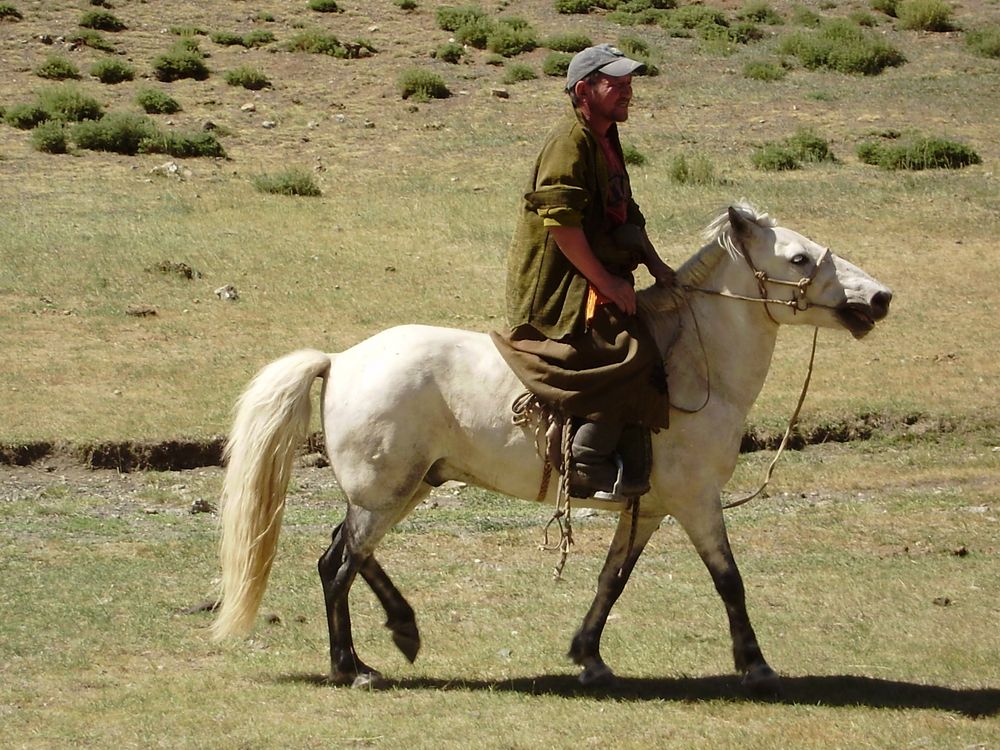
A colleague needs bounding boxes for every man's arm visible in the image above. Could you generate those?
[638,227,676,287]
[549,226,637,316]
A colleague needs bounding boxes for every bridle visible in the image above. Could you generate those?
[677,230,831,509]
[685,231,833,325]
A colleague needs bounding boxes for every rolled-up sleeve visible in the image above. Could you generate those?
[524,125,592,228]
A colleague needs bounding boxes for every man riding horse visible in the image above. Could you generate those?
[491,44,677,502]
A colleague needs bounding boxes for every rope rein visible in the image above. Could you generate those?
[679,232,827,509]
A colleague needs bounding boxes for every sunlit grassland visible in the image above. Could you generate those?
[1,438,997,749]
[2,146,997,441]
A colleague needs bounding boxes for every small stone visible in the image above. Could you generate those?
[240,102,256,112]
[189,498,214,514]
[491,87,509,99]
[261,120,277,129]
[214,284,239,301]
[126,304,157,317]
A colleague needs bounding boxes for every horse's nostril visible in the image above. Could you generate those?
[871,290,892,319]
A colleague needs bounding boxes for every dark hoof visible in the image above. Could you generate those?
[390,622,421,664]
[742,663,781,695]
[578,660,615,687]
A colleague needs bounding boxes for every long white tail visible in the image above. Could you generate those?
[212,349,332,640]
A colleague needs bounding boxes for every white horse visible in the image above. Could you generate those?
[212,204,892,691]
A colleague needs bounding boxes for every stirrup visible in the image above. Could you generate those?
[591,456,628,502]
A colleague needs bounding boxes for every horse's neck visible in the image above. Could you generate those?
[685,285,778,412]
[645,239,780,419]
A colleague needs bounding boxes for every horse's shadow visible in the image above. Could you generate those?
[278,671,999,719]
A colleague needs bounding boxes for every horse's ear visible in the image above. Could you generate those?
[728,205,754,241]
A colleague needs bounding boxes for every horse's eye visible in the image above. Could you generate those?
[791,254,809,266]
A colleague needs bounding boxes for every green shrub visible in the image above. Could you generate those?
[398,68,450,101]
[857,135,981,169]
[36,55,81,80]
[752,129,836,169]
[608,7,671,26]
[743,59,787,80]
[4,104,49,129]
[752,143,800,171]
[542,51,572,76]
[786,129,836,162]
[287,31,375,58]
[668,152,719,185]
[90,57,135,84]
[169,25,208,37]
[965,26,1000,59]
[68,29,117,52]
[89,0,112,6]
[253,168,322,197]
[622,143,647,166]
[254,11,275,21]
[0,2,23,21]
[37,85,103,121]
[135,88,181,114]
[243,30,275,47]
[210,31,245,46]
[225,66,271,90]
[778,19,905,74]
[73,112,158,155]
[141,130,226,158]
[455,16,495,48]
[79,9,126,31]
[662,5,729,30]
[848,10,878,27]
[544,32,592,51]
[618,35,650,57]
[394,0,418,9]
[308,0,341,11]
[434,41,465,63]
[897,0,954,31]
[737,0,783,24]
[502,62,537,83]
[870,0,898,16]
[436,5,487,31]
[487,22,538,56]
[555,0,596,13]
[152,44,210,81]
[30,121,68,153]
[790,5,822,26]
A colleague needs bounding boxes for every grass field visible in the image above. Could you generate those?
[1,436,998,748]
[1,0,998,444]
[1,1,998,747]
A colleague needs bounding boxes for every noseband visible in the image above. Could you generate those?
[687,232,832,325]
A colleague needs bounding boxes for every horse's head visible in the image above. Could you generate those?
[725,204,892,339]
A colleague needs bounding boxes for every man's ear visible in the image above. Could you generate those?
[572,78,589,103]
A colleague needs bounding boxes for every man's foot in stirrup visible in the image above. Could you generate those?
[570,456,648,502]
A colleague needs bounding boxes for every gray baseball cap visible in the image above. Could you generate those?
[565,43,646,91]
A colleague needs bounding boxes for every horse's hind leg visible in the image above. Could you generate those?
[360,556,420,663]
[318,522,382,686]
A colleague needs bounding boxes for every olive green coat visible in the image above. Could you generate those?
[504,107,646,340]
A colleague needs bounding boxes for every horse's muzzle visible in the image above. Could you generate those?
[836,289,892,339]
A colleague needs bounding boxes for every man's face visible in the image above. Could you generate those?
[582,73,633,124]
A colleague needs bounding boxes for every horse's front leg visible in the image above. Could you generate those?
[675,500,781,694]
[569,509,663,686]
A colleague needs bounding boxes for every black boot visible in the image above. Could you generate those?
[569,421,649,501]
[569,420,622,500]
